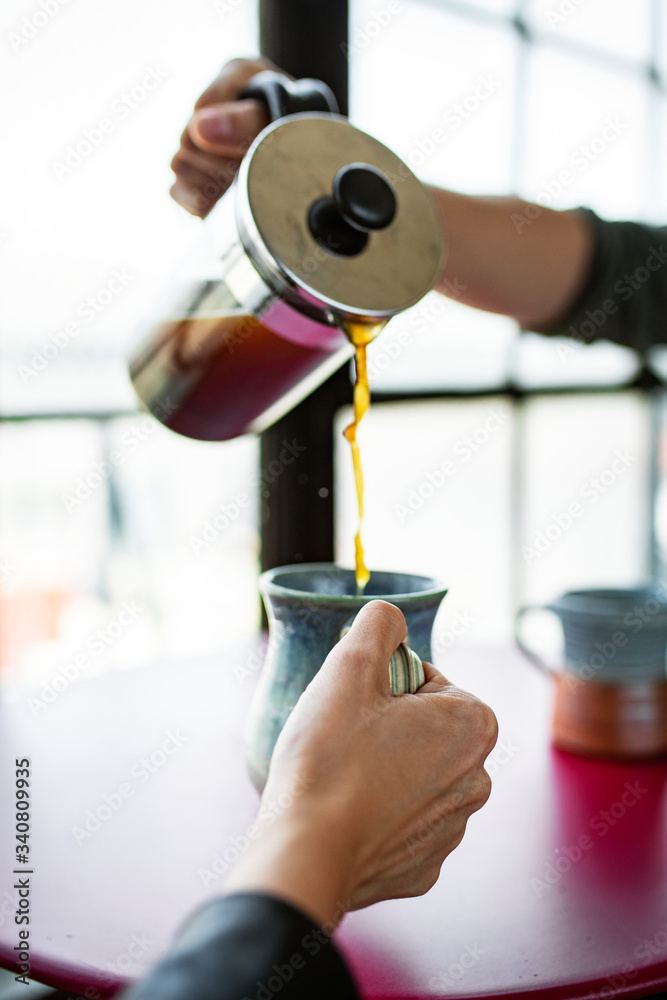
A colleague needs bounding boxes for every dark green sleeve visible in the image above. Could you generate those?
[530,208,667,352]
[119,893,359,1000]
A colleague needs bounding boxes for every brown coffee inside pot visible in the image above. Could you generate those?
[131,312,341,442]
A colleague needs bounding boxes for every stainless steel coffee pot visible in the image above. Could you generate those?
[129,72,444,441]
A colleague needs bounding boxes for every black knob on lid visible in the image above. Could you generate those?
[307,198,369,257]
[307,162,397,258]
[334,164,397,231]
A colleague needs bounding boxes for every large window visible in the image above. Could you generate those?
[335,0,664,648]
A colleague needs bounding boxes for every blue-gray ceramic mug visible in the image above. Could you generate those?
[515,585,667,684]
[245,563,448,791]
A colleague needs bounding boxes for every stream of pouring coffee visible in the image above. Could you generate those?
[342,320,386,595]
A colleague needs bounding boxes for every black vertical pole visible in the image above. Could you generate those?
[258,0,350,572]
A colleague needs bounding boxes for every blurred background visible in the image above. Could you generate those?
[2,0,667,710]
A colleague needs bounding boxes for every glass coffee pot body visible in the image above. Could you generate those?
[129,73,445,442]
[129,192,355,441]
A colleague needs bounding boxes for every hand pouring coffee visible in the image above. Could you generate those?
[129,71,444,444]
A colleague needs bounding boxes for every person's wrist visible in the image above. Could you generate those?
[223,802,357,932]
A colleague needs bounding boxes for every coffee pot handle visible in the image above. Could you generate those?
[241,70,339,123]
[514,605,560,676]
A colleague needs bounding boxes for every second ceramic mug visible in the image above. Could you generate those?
[515,586,667,758]
[245,563,448,791]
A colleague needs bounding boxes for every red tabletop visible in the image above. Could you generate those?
[1,641,666,999]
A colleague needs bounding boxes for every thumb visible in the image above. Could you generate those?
[188,99,270,156]
[330,600,408,696]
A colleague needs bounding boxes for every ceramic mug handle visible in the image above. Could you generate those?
[514,605,560,676]
[389,642,425,694]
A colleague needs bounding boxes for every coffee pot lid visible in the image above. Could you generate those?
[236,114,445,318]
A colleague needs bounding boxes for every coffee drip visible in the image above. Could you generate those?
[341,320,385,594]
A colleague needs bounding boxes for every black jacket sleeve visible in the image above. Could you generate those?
[531,208,667,352]
[119,893,360,1000]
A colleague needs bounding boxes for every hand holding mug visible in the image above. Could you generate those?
[225,600,498,929]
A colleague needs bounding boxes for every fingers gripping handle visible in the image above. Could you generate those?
[240,70,339,122]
